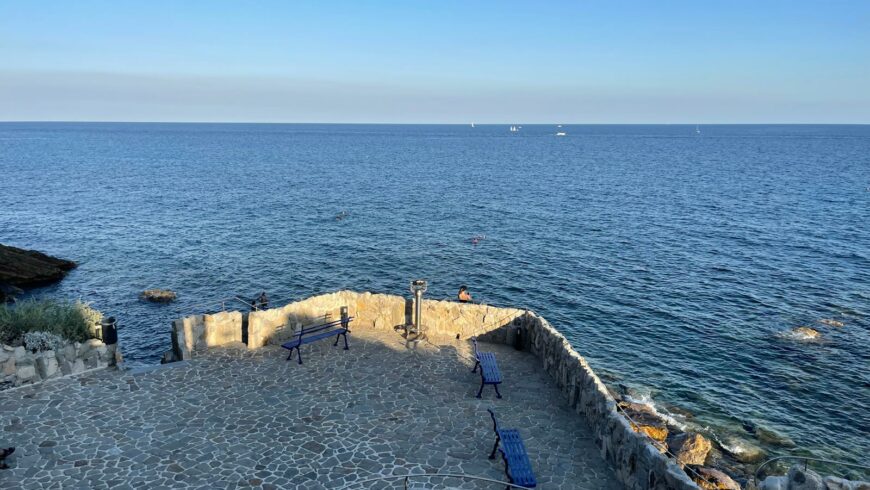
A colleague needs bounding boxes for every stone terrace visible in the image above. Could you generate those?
[0,329,621,489]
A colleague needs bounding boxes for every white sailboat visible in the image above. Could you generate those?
[695,125,701,134]
[510,125,518,132]
[471,122,475,128]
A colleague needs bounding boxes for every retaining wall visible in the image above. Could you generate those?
[167,290,699,489]
[1,339,121,390]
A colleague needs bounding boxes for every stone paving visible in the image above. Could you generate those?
[0,329,621,489]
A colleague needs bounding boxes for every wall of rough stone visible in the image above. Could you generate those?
[168,290,699,489]
[169,310,242,361]
[517,311,700,490]
[1,339,120,390]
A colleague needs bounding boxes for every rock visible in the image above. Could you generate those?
[823,476,855,490]
[619,402,668,442]
[0,282,24,302]
[722,438,766,463]
[141,289,177,303]
[16,364,37,380]
[35,352,59,379]
[759,475,788,490]
[792,326,821,340]
[0,244,76,289]
[668,432,712,465]
[787,465,824,490]
[756,427,796,448]
[691,467,741,490]
[2,358,15,376]
[819,319,845,328]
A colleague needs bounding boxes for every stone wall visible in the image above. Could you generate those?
[167,290,700,489]
[1,339,120,390]
[167,310,242,361]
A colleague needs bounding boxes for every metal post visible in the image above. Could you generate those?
[409,280,428,340]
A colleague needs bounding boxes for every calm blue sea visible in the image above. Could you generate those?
[1,123,868,470]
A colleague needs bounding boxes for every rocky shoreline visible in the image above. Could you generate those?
[0,244,76,301]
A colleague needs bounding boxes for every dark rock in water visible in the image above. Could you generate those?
[0,282,24,302]
[756,427,796,448]
[141,289,177,303]
[742,419,758,435]
[690,467,740,490]
[0,244,76,289]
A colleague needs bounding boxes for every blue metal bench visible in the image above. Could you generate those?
[487,408,537,489]
[471,337,502,398]
[281,310,353,365]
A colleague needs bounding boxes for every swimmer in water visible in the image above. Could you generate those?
[458,285,472,303]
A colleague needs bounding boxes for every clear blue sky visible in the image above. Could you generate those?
[1,1,868,123]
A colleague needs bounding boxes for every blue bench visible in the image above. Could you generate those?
[471,337,502,398]
[281,314,353,365]
[487,408,537,489]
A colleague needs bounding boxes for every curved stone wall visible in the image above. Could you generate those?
[168,290,700,489]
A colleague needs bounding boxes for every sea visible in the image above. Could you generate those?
[1,122,868,474]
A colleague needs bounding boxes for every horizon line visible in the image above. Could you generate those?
[1,120,868,126]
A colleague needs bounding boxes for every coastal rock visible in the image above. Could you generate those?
[618,401,669,442]
[823,475,870,489]
[691,467,740,490]
[791,326,821,340]
[0,243,76,289]
[756,427,796,448]
[668,432,712,465]
[787,465,824,490]
[729,441,766,464]
[819,319,845,328]
[141,289,177,303]
[759,475,788,490]
[0,282,24,302]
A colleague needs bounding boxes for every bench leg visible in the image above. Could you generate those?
[471,360,480,373]
[286,347,295,361]
[494,383,502,399]
[489,434,500,460]
[333,334,340,347]
[476,380,485,399]
[342,332,349,350]
[297,347,303,365]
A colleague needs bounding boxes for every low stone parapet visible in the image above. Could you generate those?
[166,289,702,489]
[1,339,121,390]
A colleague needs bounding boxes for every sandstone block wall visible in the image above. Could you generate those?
[169,310,242,361]
[168,290,699,489]
[1,339,120,391]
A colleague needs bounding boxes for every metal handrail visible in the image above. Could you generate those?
[336,472,535,489]
[753,456,870,484]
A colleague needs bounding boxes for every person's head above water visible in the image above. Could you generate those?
[459,285,467,292]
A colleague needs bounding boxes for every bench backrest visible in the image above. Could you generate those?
[471,336,481,360]
[296,317,354,338]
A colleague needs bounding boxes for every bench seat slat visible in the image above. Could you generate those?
[498,429,536,486]
[478,352,502,383]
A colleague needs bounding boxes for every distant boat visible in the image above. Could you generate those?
[471,122,475,128]
[695,125,701,134]
[510,125,518,132]
[557,125,562,128]
[556,132,567,136]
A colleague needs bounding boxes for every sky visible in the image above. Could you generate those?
[1,1,868,123]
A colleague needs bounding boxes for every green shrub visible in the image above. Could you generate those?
[0,299,102,346]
